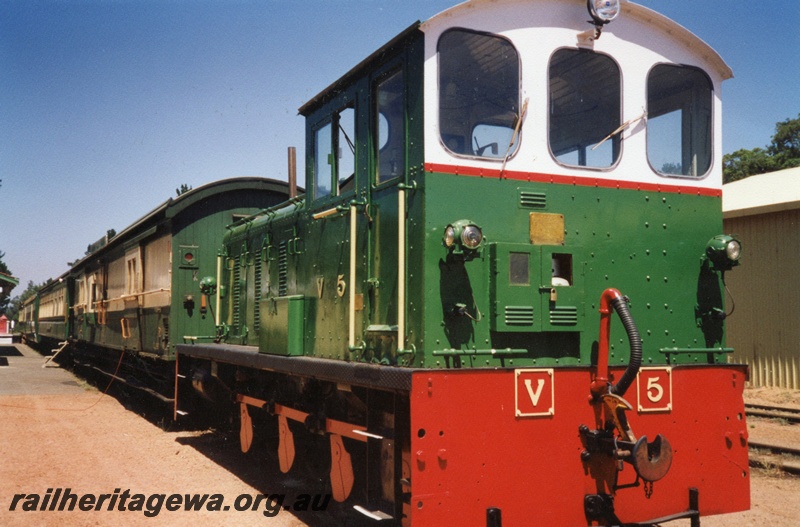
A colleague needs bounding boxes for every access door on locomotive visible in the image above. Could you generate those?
[292,29,425,365]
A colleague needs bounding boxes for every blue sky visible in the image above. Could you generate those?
[1,0,798,294]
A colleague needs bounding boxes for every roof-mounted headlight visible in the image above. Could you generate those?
[705,235,742,272]
[588,0,620,25]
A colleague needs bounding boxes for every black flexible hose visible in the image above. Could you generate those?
[608,296,642,397]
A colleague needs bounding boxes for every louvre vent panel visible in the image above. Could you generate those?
[254,258,262,333]
[504,305,535,326]
[232,256,241,327]
[520,191,547,208]
[278,242,288,297]
[550,306,578,325]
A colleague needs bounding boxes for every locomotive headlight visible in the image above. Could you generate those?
[461,225,483,249]
[705,234,742,271]
[587,0,620,24]
[725,239,742,262]
[443,220,484,254]
[443,225,456,248]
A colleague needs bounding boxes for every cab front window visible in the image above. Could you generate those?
[549,48,621,169]
[438,29,520,160]
[647,64,713,178]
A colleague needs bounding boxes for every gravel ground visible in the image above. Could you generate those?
[2,343,798,527]
[0,343,313,527]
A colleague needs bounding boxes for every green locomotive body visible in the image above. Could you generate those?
[215,16,731,373]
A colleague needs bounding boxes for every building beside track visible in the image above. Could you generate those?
[724,166,800,389]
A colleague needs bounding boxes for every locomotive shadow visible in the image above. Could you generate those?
[46,353,375,526]
[175,428,377,527]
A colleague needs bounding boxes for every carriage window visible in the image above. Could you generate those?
[125,250,140,295]
[313,121,333,199]
[647,64,712,177]
[439,29,520,159]
[376,70,405,183]
[549,49,620,168]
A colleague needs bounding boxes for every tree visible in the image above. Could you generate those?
[7,280,41,321]
[770,114,800,168]
[0,251,16,315]
[660,162,682,175]
[724,114,800,183]
[176,184,192,196]
[722,147,776,183]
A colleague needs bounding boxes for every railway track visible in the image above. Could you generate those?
[745,403,800,425]
[745,403,800,476]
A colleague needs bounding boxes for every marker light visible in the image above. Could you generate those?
[588,0,620,25]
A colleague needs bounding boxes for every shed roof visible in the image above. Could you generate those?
[0,272,19,287]
[723,166,800,218]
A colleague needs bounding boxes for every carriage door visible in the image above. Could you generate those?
[123,246,142,351]
[366,67,406,358]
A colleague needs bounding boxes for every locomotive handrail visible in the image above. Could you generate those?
[311,206,343,220]
[432,348,527,356]
[227,196,305,230]
[659,347,733,354]
[397,188,406,354]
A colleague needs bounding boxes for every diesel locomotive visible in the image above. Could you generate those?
[20,1,749,525]
[175,1,749,525]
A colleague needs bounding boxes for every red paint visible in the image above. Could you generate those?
[408,366,749,526]
[424,162,723,197]
[591,288,624,399]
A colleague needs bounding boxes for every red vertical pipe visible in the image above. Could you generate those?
[591,288,624,399]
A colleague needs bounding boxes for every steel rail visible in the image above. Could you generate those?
[745,403,800,425]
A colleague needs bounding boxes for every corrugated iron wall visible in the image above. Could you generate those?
[724,208,800,389]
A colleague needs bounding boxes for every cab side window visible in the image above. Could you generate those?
[337,107,356,194]
[312,103,356,200]
[375,70,405,184]
[313,121,333,200]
